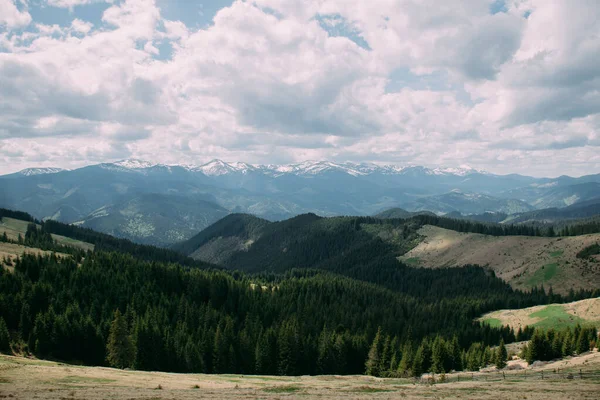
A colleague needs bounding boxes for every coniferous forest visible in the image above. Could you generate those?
[0,209,598,377]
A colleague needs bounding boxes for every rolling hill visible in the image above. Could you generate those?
[502,198,600,224]
[176,213,600,294]
[77,193,229,247]
[373,208,437,219]
[403,191,535,215]
[2,206,568,380]
[400,225,600,294]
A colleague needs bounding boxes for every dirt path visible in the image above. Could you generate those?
[1,354,599,400]
[400,225,600,293]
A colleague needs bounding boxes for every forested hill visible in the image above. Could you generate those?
[173,212,565,274]
[0,247,578,377]
[175,213,600,295]
[0,208,214,269]
[1,207,598,378]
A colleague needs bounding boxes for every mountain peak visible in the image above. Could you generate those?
[196,159,237,176]
[112,159,158,169]
[18,167,67,176]
[92,158,489,178]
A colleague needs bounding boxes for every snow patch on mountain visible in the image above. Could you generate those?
[113,159,158,169]
[98,159,489,178]
[19,167,67,176]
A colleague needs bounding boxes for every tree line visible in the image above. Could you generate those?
[521,325,598,364]
[0,251,560,376]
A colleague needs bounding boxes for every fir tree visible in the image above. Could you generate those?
[576,327,591,355]
[106,310,134,369]
[397,341,413,376]
[495,339,507,369]
[365,327,383,376]
[0,317,10,353]
[431,335,446,373]
[450,336,462,371]
[379,335,391,375]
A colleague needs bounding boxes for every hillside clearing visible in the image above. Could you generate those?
[479,297,600,330]
[0,353,599,400]
[0,242,71,270]
[0,217,94,251]
[399,225,600,293]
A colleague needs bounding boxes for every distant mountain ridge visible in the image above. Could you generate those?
[2,158,600,246]
[82,158,492,178]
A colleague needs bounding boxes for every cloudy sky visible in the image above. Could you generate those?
[1,0,599,177]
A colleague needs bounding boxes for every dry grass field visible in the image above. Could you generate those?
[1,353,599,400]
[480,297,600,330]
[399,225,600,293]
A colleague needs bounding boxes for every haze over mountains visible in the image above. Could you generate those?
[2,159,600,246]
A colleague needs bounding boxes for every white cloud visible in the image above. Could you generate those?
[0,0,599,176]
[47,0,108,9]
[0,0,31,29]
[71,18,93,34]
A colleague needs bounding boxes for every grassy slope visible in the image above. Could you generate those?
[0,217,94,251]
[480,297,600,330]
[400,225,600,294]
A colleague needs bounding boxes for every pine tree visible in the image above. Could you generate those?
[365,327,383,376]
[397,342,413,376]
[551,334,562,359]
[561,330,573,357]
[495,339,507,369]
[576,327,591,355]
[106,310,134,369]
[379,335,391,376]
[278,320,299,376]
[431,335,446,373]
[0,317,10,353]
[450,336,462,371]
[317,329,337,374]
[526,330,545,364]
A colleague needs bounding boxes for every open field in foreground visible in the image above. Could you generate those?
[480,297,600,330]
[399,225,600,294]
[1,352,599,400]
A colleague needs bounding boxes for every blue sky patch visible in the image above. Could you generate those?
[489,0,508,14]
[315,13,371,50]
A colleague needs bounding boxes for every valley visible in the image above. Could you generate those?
[0,207,599,399]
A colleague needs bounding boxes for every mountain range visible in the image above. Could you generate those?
[1,159,600,246]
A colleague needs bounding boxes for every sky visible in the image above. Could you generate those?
[0,0,599,177]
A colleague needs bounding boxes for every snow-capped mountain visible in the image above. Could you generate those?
[3,158,599,248]
[103,159,489,178]
[112,159,158,169]
[190,159,257,176]
[18,167,67,176]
